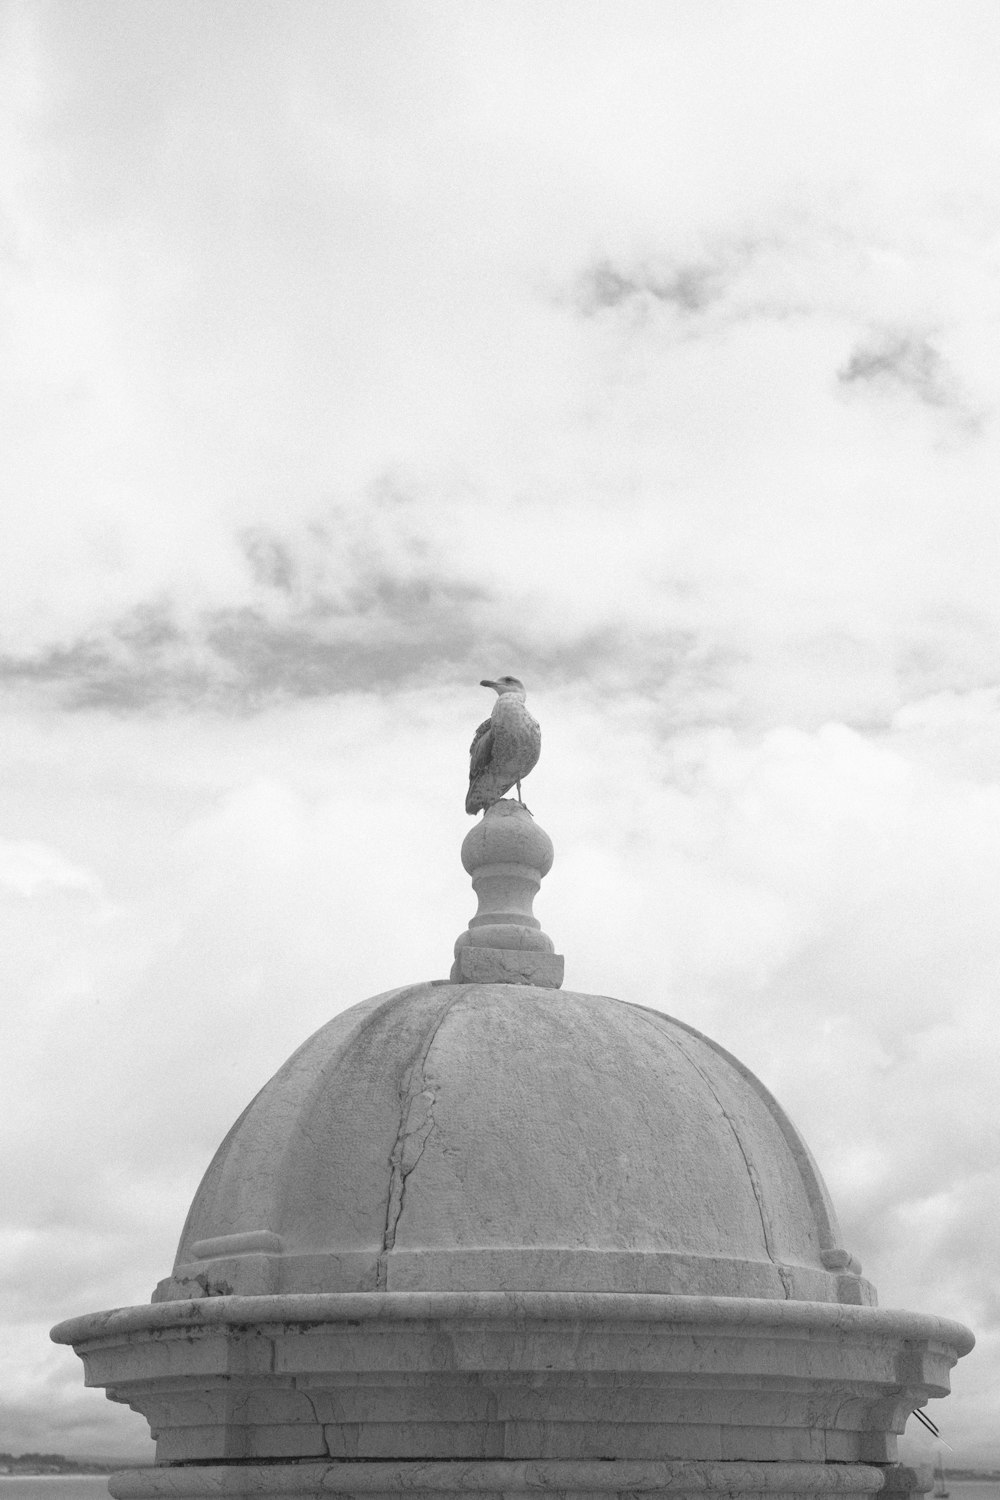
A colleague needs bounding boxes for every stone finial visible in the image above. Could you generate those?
[450,798,564,987]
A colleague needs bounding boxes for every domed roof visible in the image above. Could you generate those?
[155,982,873,1307]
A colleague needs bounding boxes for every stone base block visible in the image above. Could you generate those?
[453,947,564,987]
[107,1460,927,1500]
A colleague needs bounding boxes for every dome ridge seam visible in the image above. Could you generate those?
[627,1005,787,1288]
[618,997,846,1259]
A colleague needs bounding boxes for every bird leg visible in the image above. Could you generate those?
[516,780,523,803]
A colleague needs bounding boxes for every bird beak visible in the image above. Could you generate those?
[480,679,497,689]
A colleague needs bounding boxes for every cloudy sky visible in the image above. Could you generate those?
[3,0,1000,1466]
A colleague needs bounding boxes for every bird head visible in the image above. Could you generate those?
[481,675,526,698]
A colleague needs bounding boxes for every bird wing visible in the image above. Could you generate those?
[468,718,494,776]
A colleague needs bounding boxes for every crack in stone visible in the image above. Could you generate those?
[296,1384,331,1456]
[384,1086,438,1247]
[776,1264,795,1298]
[377,992,466,1290]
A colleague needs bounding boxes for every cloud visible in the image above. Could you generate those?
[838,327,982,427]
[1,559,996,743]
[0,501,491,708]
[0,594,723,717]
[240,528,297,595]
[569,227,802,332]
[0,495,736,713]
[576,255,730,319]
[0,839,100,899]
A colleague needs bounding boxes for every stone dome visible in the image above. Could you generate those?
[57,794,972,1494]
[155,981,873,1307]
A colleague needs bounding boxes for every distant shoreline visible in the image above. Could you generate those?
[0,1470,113,1479]
[0,1462,151,1478]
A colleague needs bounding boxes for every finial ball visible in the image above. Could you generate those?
[461,798,554,878]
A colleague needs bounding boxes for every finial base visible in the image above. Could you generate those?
[452,947,565,988]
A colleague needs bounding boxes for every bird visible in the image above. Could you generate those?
[465,676,541,815]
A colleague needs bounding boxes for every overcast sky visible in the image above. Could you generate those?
[3,0,1000,1467]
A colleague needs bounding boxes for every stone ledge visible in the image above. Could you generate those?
[50,1292,977,1344]
[53,1295,970,1469]
[108,1459,898,1500]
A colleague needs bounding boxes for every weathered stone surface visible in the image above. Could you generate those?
[52,1294,971,1469]
[451,800,563,985]
[106,1460,924,1500]
[461,798,554,878]
[136,982,872,1305]
[455,947,564,987]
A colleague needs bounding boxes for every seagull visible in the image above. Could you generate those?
[465,676,541,815]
